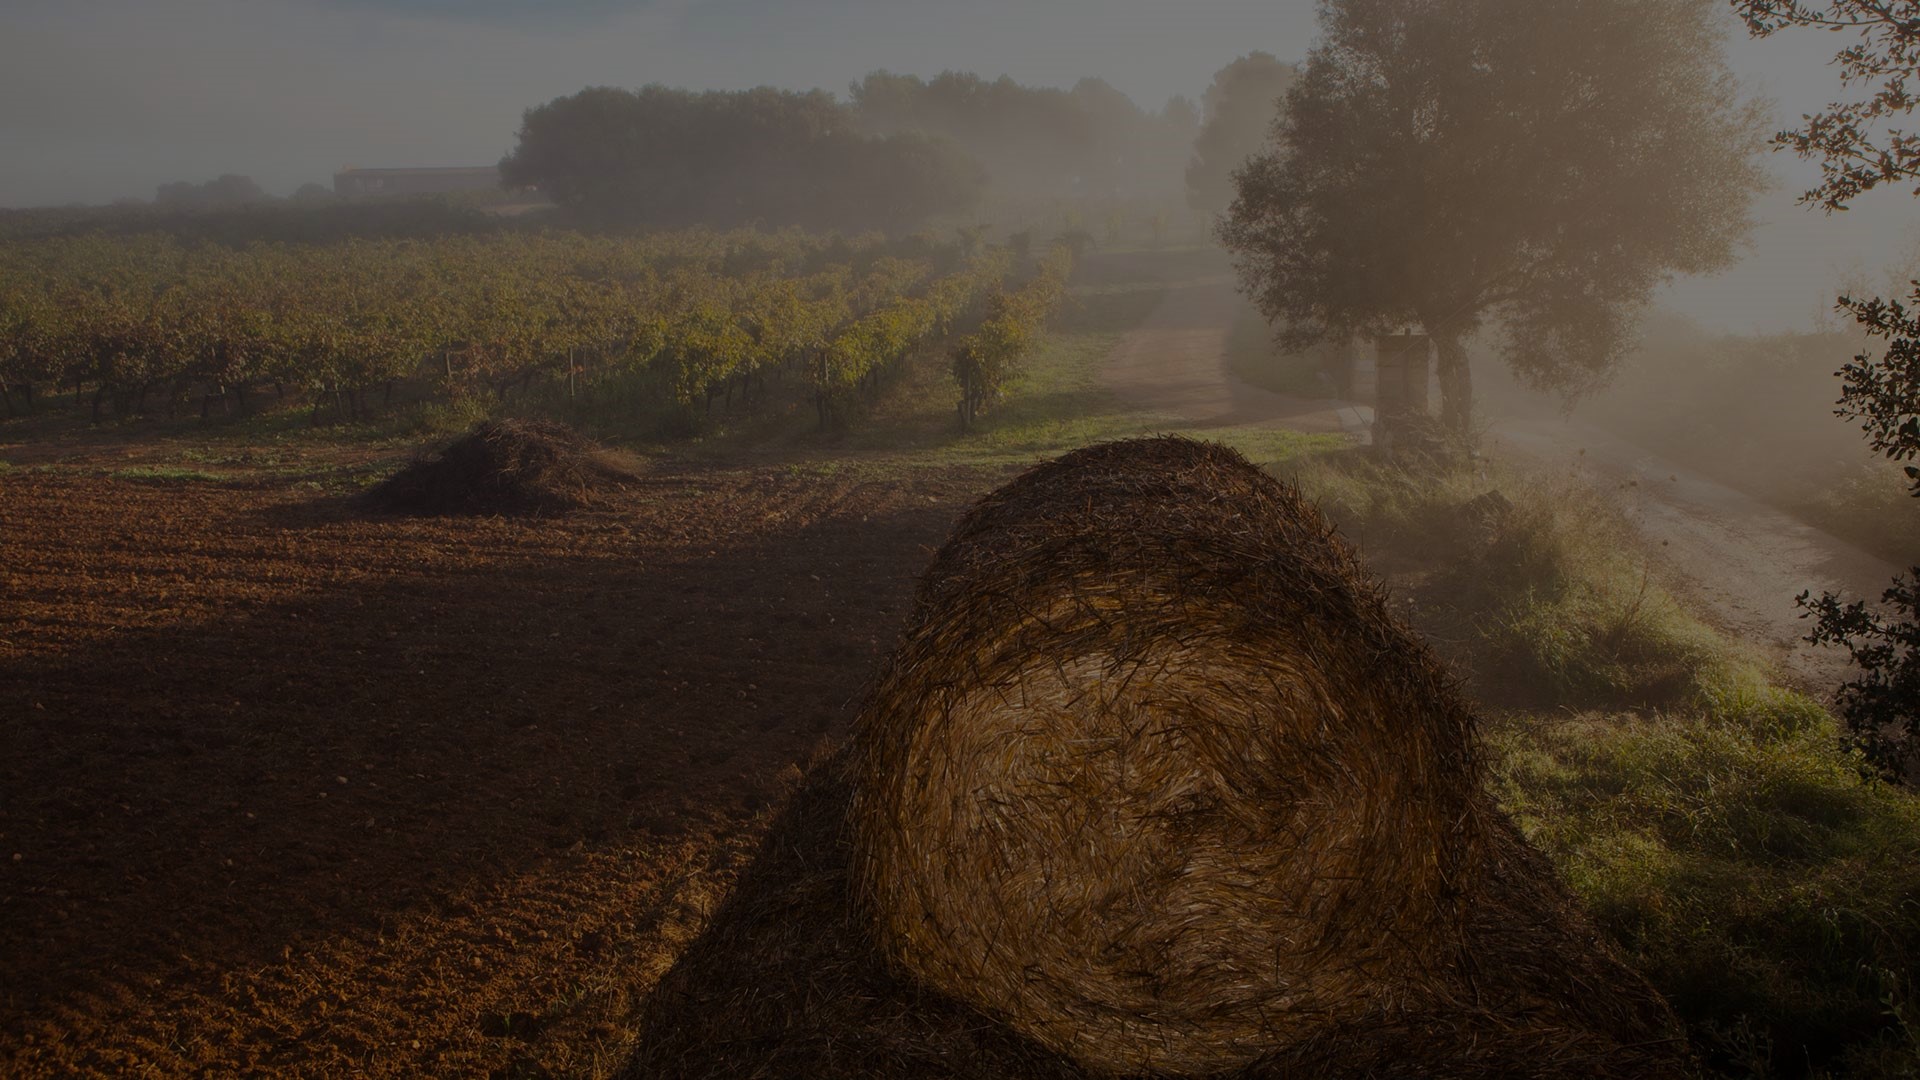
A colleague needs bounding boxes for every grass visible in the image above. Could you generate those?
[1490,700,1920,1078]
[1292,449,1920,1078]
[1292,449,1740,709]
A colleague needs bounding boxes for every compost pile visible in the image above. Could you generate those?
[630,437,1689,1079]
[363,419,635,516]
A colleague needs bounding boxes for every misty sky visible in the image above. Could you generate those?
[2,0,1913,333]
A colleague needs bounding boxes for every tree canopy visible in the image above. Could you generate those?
[849,71,1197,200]
[1186,52,1299,214]
[500,85,986,233]
[154,174,272,211]
[1221,0,1769,432]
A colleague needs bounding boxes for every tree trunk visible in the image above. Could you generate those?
[1433,329,1473,437]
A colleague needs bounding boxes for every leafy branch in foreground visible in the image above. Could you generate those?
[1799,290,1920,774]
[1731,0,1920,210]
[1836,291,1920,484]
[1734,1,1920,774]
[1800,575,1920,769]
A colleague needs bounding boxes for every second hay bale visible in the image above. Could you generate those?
[363,419,636,516]
[848,436,1667,1076]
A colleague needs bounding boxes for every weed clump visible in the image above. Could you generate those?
[1293,450,1735,707]
[362,419,636,516]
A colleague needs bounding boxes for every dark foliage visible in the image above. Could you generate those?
[1800,296,1920,775]
[154,174,273,211]
[849,71,1198,200]
[500,85,986,233]
[1801,575,1920,772]
[1738,2,1920,772]
[1834,293,1920,489]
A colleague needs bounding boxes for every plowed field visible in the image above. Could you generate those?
[0,462,996,1077]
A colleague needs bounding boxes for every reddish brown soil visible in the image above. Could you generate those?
[0,461,1001,1078]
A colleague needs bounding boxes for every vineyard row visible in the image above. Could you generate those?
[0,230,1071,429]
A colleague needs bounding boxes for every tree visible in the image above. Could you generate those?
[500,85,984,232]
[849,70,1195,200]
[1734,0,1920,772]
[154,174,272,210]
[288,183,337,206]
[1187,52,1299,214]
[1221,0,1770,435]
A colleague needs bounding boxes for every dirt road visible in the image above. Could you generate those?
[1096,275,1902,693]
[1490,416,1903,690]
[1100,276,1370,436]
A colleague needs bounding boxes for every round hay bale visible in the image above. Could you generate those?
[362,419,635,516]
[850,436,1490,1076]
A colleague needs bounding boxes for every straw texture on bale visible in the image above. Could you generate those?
[626,437,1687,1079]
[363,419,634,516]
[625,754,1688,1080]
[844,436,1672,1076]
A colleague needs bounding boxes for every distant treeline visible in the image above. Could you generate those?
[5,56,1298,242]
[848,71,1200,202]
[500,86,988,234]
[497,66,1283,233]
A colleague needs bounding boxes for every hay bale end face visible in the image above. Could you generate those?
[850,437,1493,1076]
[363,419,635,516]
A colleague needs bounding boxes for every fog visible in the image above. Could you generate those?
[1,0,1910,331]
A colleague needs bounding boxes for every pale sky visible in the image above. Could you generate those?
[1,0,1911,332]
